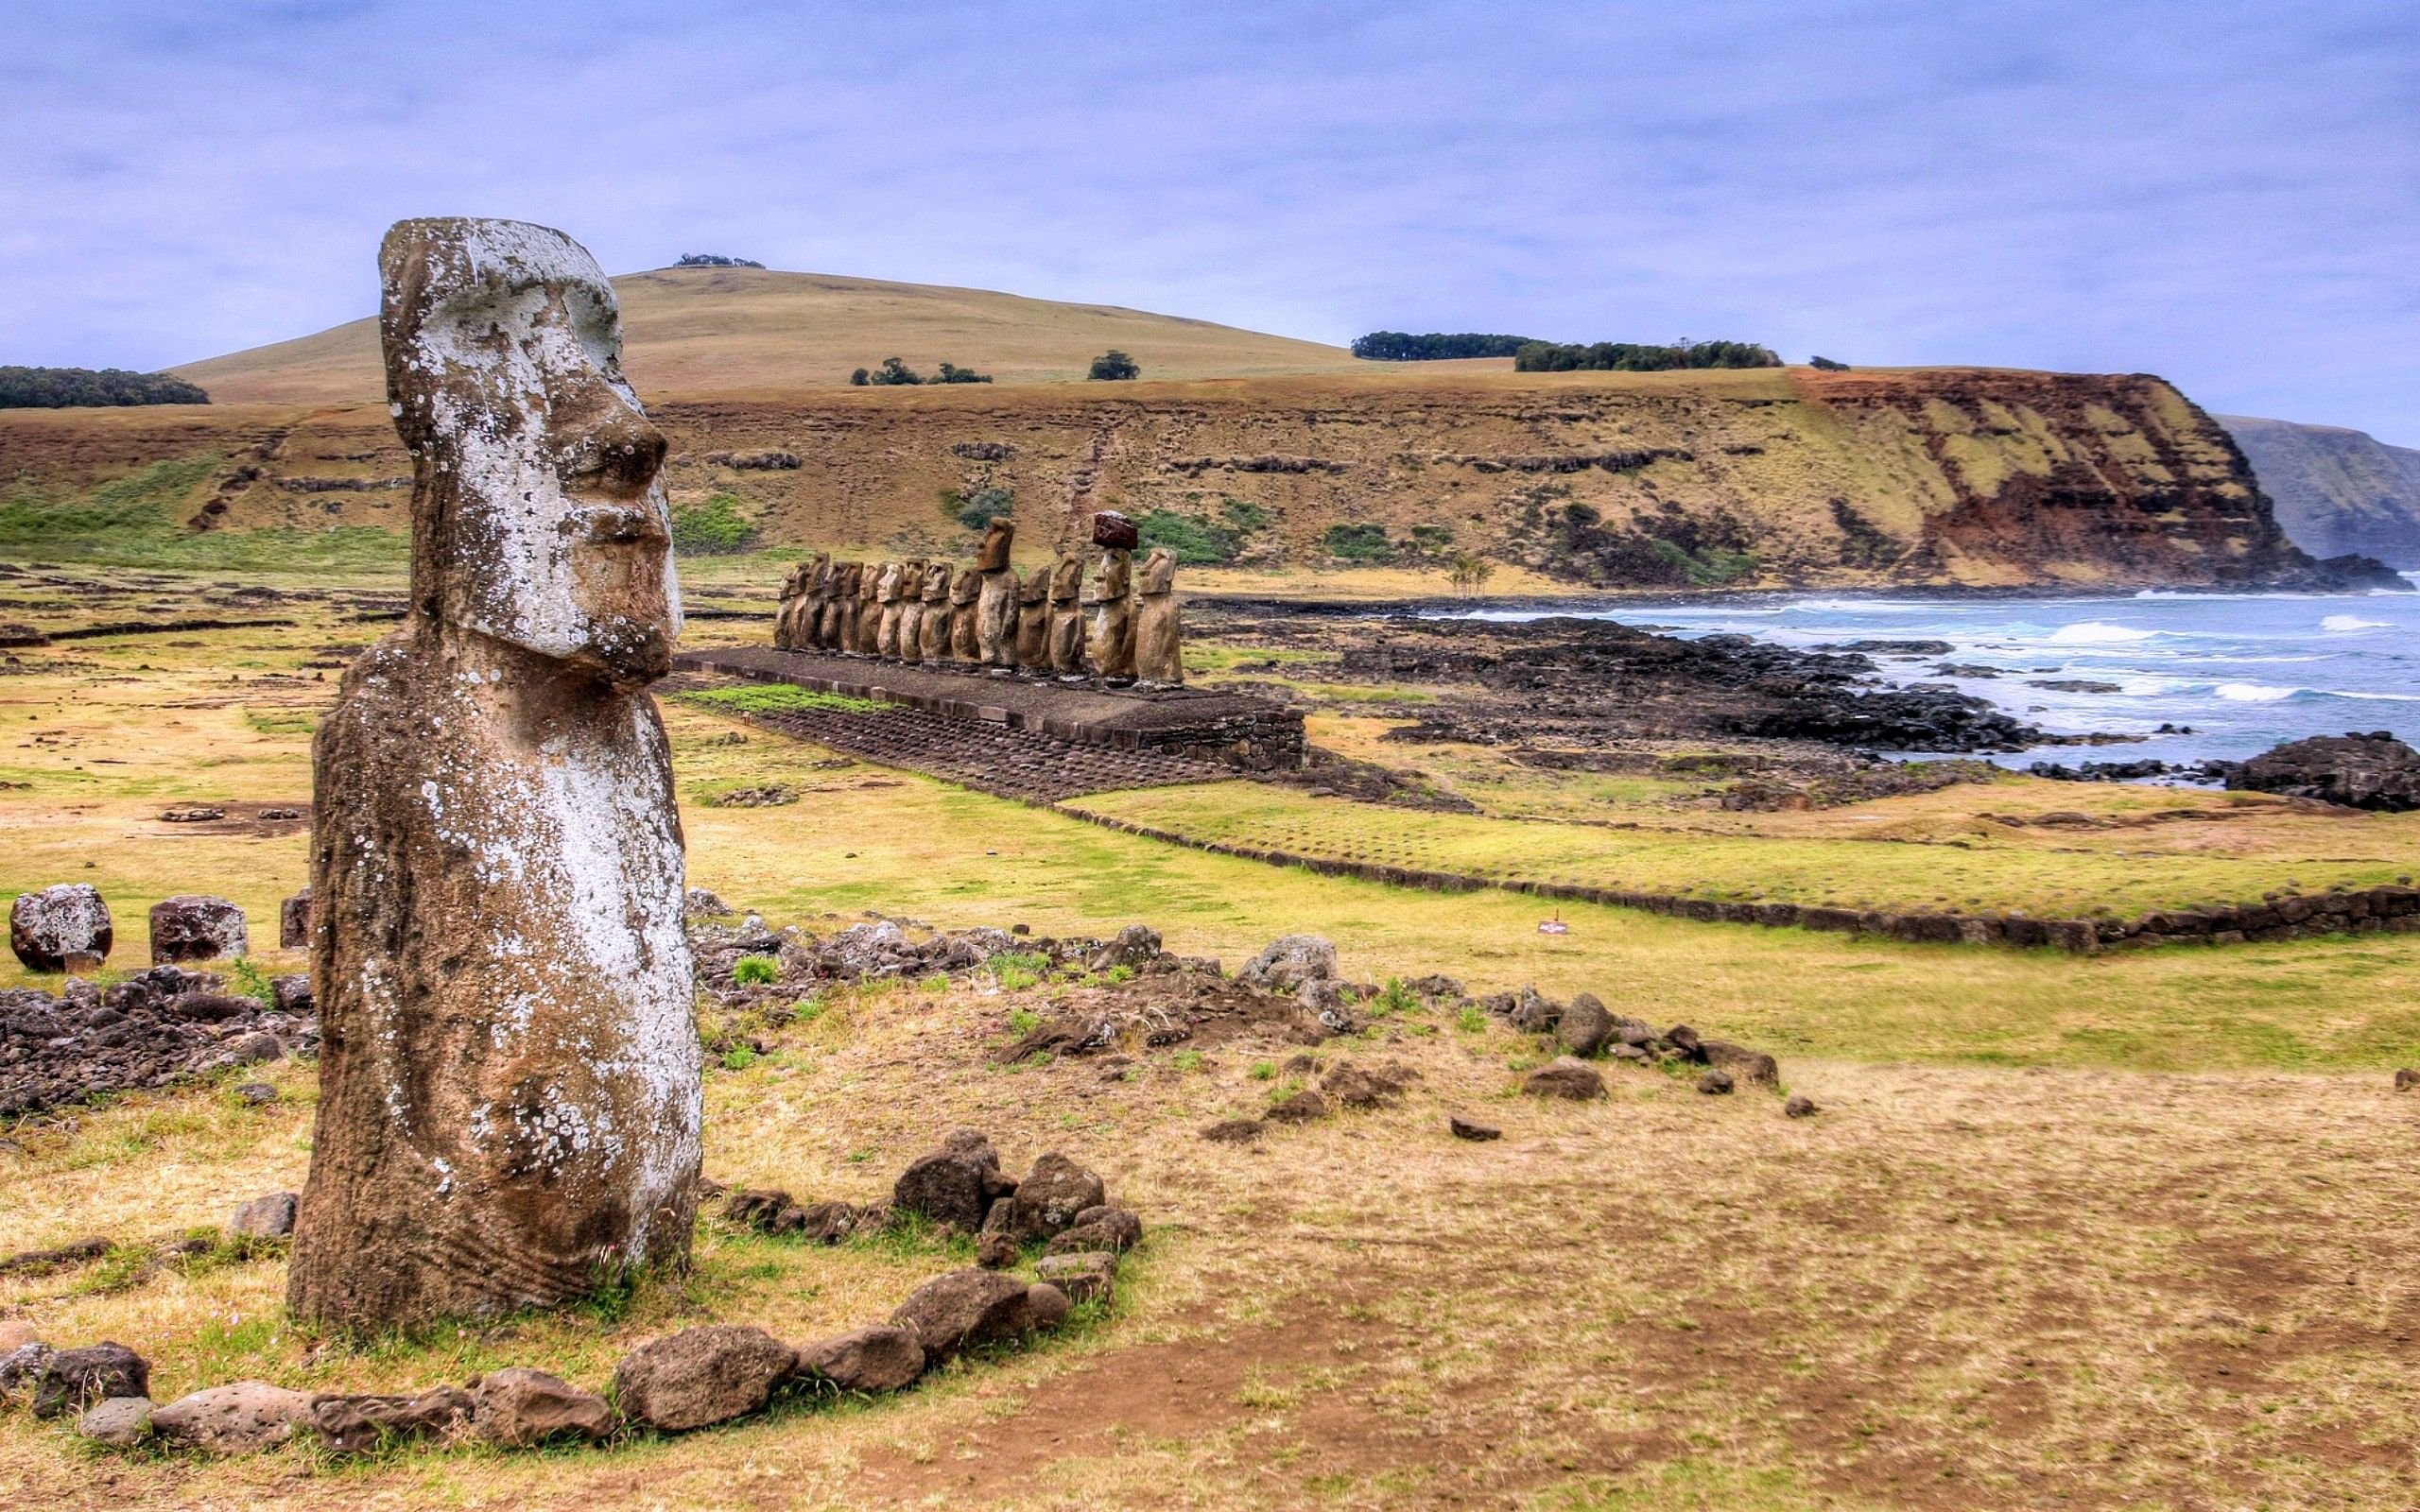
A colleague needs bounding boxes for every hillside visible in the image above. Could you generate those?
[170,266,1365,404]
[4,362,2381,593]
[2220,414,2420,568]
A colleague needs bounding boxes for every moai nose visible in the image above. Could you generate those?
[555,381,668,497]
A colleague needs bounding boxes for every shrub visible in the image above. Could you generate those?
[934,362,993,384]
[1809,355,1851,371]
[733,954,779,987]
[669,492,758,555]
[868,356,924,386]
[0,366,210,408]
[1512,339,1781,373]
[945,486,1013,531]
[850,368,870,386]
[1350,332,1533,362]
[1447,551,1497,594]
[1322,523,1393,562]
[1087,350,1140,381]
[1137,508,1238,565]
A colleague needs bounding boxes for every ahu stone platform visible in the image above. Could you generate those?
[668,646,1305,800]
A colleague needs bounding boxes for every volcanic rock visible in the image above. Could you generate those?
[147,896,248,965]
[77,1396,155,1447]
[1698,1070,1737,1095]
[1026,1282,1072,1331]
[796,1325,925,1393]
[472,1367,614,1447]
[1448,1115,1503,1141]
[10,884,112,972]
[1002,1153,1106,1245]
[1200,1118,1265,1144]
[1523,1057,1606,1101]
[1556,993,1614,1057]
[890,1269,1036,1363]
[1044,1205,1143,1256]
[1087,924,1162,972]
[1703,1040,1780,1088]
[1238,935,1338,991]
[1785,1093,1820,1118]
[29,1342,148,1419]
[149,1381,317,1452]
[309,1387,475,1454]
[230,1192,298,1238]
[894,1130,1017,1233]
[1036,1250,1118,1304]
[2226,731,2420,811]
[613,1325,797,1432]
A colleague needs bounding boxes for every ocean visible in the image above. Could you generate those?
[1445,578,2420,768]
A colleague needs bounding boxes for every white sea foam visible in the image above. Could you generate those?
[2322,614,2390,633]
[2213,682,2299,702]
[2047,621,2157,644]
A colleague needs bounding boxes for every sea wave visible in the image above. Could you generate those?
[2212,682,2298,702]
[2322,614,2391,633]
[2046,621,2158,644]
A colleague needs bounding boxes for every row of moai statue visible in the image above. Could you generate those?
[774,513,1183,686]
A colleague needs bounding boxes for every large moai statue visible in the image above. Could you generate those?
[772,560,812,650]
[1088,512,1140,683]
[975,518,1019,670]
[1134,547,1184,686]
[947,560,982,662]
[917,561,954,662]
[289,219,701,1330]
[851,561,881,654]
[1013,562,1052,670]
[1047,551,1087,679]
[820,561,857,651]
[895,554,919,658]
[798,553,834,650]
[874,560,907,658]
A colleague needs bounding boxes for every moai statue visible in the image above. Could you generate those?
[289,219,700,1330]
[916,561,954,662]
[1134,547,1184,686]
[798,553,834,649]
[1087,511,1140,683]
[820,561,857,651]
[874,560,907,658]
[975,518,1020,671]
[772,559,812,650]
[853,560,882,654]
[1047,550,1087,679]
[1012,562,1051,671]
[896,558,929,663]
[947,559,982,662]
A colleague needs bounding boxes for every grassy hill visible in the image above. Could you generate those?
[171,266,1365,404]
[2220,414,2420,568]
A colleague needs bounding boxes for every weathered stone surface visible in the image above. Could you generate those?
[613,1324,797,1432]
[1448,1115,1502,1142]
[2227,731,2420,811]
[11,884,112,972]
[0,1342,56,1407]
[279,888,313,950]
[894,1137,1015,1234]
[1046,553,1086,676]
[1698,1069,1736,1095]
[230,1192,297,1238]
[1027,1281,1072,1331]
[1014,563,1052,668]
[1511,986,1562,1034]
[288,219,702,1330]
[1555,993,1614,1057]
[148,896,247,965]
[472,1367,614,1447]
[1036,1251,1117,1304]
[309,1387,475,1454]
[1784,1093,1820,1118]
[150,1381,316,1452]
[795,1325,925,1393]
[890,1268,1035,1362]
[1087,924,1162,972]
[1133,547,1183,686]
[78,1395,154,1446]
[1201,1117,1265,1144]
[1239,935,1338,992]
[1002,1153,1106,1245]
[30,1342,148,1419]
[1703,1040,1780,1088]
[2396,1068,2420,1092]
[1523,1057,1606,1101]
[1087,547,1137,679]
[1044,1204,1143,1256]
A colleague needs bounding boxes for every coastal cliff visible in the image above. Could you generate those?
[0,366,2394,592]
[2220,414,2420,569]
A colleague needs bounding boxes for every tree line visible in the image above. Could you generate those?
[1351,332,1535,361]
[0,367,211,408]
[1512,339,1780,372]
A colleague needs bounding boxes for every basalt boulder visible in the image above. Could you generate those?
[795,1325,925,1393]
[613,1325,798,1432]
[147,896,247,966]
[1001,1153,1106,1246]
[150,1381,317,1453]
[472,1367,614,1448]
[890,1269,1037,1363]
[10,884,112,972]
[2226,731,2420,812]
[1238,935,1338,992]
[309,1387,475,1454]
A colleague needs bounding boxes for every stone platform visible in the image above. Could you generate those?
[672,647,1305,773]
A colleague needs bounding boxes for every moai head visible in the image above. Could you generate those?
[977,517,1016,572]
[1096,547,1133,597]
[832,561,860,598]
[857,562,880,602]
[380,218,678,684]
[950,564,981,606]
[1049,552,1084,605]
[780,560,813,598]
[807,552,833,593]
[923,561,954,603]
[1019,563,1051,605]
[1140,546,1176,594]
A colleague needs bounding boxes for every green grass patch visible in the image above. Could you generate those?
[683,683,890,717]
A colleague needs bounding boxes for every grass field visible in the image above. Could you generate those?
[5,575,2420,1509]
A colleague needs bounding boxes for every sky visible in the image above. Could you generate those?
[7,1,2418,442]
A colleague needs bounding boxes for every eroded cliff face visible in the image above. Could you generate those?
[2220,414,2420,570]
[0,367,2380,592]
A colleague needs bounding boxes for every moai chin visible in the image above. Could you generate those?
[288,218,701,1330]
[1013,562,1052,671]
[1134,546,1184,686]
[1047,551,1087,679]
[975,518,1019,671]
[916,561,953,662]
[947,558,982,663]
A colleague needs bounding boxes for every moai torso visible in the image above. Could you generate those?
[290,218,700,1330]
[821,561,857,650]
[1134,547,1183,686]
[874,561,907,658]
[947,563,982,662]
[975,518,1019,667]
[896,558,930,662]
[853,564,882,653]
